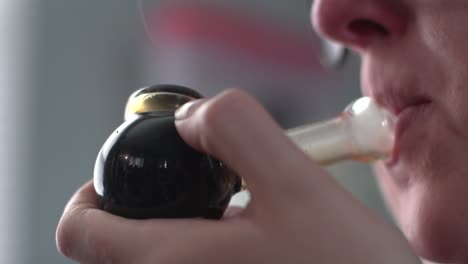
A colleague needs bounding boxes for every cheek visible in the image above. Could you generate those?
[419,9,468,138]
[362,4,468,263]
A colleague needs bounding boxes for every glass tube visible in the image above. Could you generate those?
[231,98,395,207]
[126,90,395,166]
[286,97,395,165]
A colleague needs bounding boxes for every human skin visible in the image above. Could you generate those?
[312,0,468,263]
[56,90,419,263]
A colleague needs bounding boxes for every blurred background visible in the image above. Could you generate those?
[0,0,391,263]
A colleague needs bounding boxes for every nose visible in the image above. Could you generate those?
[312,0,409,51]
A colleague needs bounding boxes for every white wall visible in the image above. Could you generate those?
[0,1,35,263]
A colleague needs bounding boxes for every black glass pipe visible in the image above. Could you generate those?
[94,85,242,219]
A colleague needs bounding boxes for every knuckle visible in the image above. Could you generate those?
[196,88,253,153]
[56,209,120,263]
[210,89,253,114]
[199,88,253,128]
[86,230,122,264]
[218,88,254,108]
[56,214,79,259]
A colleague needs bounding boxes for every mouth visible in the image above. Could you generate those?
[362,58,435,167]
[384,98,432,166]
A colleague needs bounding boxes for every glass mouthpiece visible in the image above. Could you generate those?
[287,97,395,165]
[233,97,395,206]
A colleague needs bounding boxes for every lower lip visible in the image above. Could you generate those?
[385,103,431,167]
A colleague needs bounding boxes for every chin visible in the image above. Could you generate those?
[375,163,468,263]
[401,197,465,263]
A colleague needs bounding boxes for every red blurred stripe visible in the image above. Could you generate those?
[148,4,324,72]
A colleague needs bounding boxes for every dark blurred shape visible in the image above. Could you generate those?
[94,85,242,219]
[140,0,348,69]
[142,1,325,72]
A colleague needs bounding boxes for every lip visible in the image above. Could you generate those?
[385,100,431,166]
[365,80,433,166]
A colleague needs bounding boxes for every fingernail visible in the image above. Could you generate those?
[175,99,206,120]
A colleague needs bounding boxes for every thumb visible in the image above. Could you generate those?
[174,89,328,203]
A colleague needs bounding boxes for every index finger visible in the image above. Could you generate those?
[175,89,330,203]
[56,181,248,263]
[56,181,151,263]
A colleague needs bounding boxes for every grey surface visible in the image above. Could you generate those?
[0,1,36,263]
[29,1,140,263]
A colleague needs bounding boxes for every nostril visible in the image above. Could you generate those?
[348,19,390,37]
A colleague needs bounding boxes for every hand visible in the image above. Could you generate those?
[56,89,420,264]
